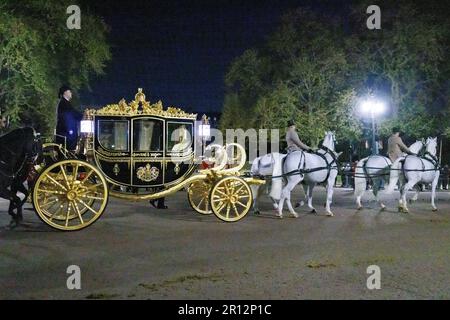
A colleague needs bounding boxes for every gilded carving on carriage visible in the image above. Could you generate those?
[136,163,160,182]
[85,88,197,119]
[23,89,264,232]
[113,163,120,176]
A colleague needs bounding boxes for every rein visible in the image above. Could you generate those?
[252,146,339,182]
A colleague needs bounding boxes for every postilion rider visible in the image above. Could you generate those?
[387,127,415,162]
[286,120,312,153]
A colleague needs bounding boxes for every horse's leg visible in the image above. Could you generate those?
[400,180,416,213]
[306,183,316,214]
[354,175,366,210]
[278,175,302,218]
[295,184,308,208]
[270,197,279,210]
[7,193,22,227]
[409,185,420,203]
[16,182,28,221]
[373,178,386,210]
[431,172,439,212]
[250,184,261,214]
[325,172,337,216]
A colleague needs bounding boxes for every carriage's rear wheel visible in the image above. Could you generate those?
[187,180,212,215]
[210,176,252,222]
[32,160,108,231]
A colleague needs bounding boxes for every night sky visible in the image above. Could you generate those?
[81,0,348,114]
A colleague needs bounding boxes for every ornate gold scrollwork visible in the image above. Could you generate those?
[136,163,160,182]
[113,163,120,176]
[85,89,197,119]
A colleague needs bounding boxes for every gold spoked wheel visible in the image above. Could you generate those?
[33,160,108,231]
[210,176,252,222]
[187,180,212,215]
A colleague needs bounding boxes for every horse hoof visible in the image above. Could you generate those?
[276,215,283,219]
[357,206,363,211]
[380,205,386,211]
[326,212,334,217]
[432,208,438,212]
[398,206,403,213]
[294,201,304,208]
[311,209,317,214]
[291,212,299,218]
[254,210,261,215]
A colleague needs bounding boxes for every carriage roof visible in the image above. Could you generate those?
[83,89,198,189]
[84,88,197,121]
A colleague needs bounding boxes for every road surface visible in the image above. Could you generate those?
[1,187,450,299]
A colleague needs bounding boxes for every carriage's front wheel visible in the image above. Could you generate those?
[187,180,213,215]
[32,160,108,231]
[210,176,252,222]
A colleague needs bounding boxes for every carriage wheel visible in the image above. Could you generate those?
[187,180,212,215]
[210,176,252,222]
[32,160,108,231]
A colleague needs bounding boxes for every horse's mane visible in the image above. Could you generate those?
[0,127,35,157]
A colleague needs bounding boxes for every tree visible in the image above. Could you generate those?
[222,7,362,147]
[221,1,450,151]
[350,0,450,137]
[0,0,111,134]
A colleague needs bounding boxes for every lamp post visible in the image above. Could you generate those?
[360,98,385,155]
[199,114,210,157]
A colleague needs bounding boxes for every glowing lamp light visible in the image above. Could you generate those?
[80,120,94,133]
[199,124,210,137]
[360,100,386,116]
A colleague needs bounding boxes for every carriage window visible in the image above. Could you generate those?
[133,119,163,151]
[167,123,193,154]
[98,120,129,151]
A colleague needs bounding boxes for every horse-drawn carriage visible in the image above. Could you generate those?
[29,89,264,231]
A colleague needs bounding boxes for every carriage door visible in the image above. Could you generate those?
[165,121,195,185]
[95,118,132,186]
[131,117,164,186]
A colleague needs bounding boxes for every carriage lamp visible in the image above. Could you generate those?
[80,120,94,133]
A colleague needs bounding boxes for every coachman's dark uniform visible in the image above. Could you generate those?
[56,93,82,151]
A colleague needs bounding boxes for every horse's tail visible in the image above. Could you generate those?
[269,153,286,201]
[385,158,403,193]
[354,158,368,197]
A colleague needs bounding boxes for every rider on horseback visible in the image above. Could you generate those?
[387,127,415,162]
[286,120,312,153]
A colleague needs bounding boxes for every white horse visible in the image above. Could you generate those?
[355,140,423,210]
[250,152,286,214]
[386,137,440,213]
[278,131,339,218]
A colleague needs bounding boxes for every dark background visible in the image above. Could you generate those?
[81,0,350,113]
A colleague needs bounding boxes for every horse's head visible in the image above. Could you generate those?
[21,127,42,162]
[322,131,336,151]
[409,140,424,155]
[426,137,438,156]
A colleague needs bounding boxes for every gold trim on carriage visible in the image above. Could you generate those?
[31,89,265,231]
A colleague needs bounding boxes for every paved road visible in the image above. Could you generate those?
[1,187,450,299]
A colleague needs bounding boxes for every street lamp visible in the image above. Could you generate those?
[360,98,385,155]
